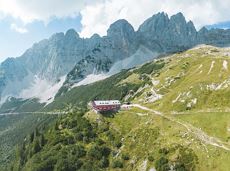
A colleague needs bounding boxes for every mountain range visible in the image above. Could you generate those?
[1,12,230,105]
[207,21,230,29]
[0,11,230,169]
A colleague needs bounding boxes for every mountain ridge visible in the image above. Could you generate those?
[1,12,230,105]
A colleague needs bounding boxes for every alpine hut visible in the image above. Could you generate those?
[92,100,121,113]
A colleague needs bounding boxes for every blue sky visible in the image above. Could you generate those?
[0,0,230,62]
[206,21,230,30]
[0,15,82,62]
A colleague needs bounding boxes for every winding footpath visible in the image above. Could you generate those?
[129,104,230,151]
[2,105,229,151]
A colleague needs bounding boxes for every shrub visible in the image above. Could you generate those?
[159,148,169,155]
[88,145,103,160]
[112,160,123,168]
[99,156,109,168]
[71,145,86,158]
[155,157,169,171]
[100,146,111,157]
[121,153,130,160]
[33,138,41,154]
[148,155,154,162]
[114,139,122,148]
[96,139,105,146]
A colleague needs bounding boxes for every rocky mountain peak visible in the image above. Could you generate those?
[187,20,196,30]
[138,12,194,34]
[65,29,80,39]
[50,32,65,42]
[168,12,189,32]
[170,12,186,22]
[138,12,169,33]
[107,19,135,39]
[1,12,230,102]
[153,12,169,21]
[198,26,208,34]
[90,33,101,40]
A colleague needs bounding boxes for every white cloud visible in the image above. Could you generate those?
[10,23,28,33]
[0,0,230,38]
[80,0,230,37]
[0,0,92,24]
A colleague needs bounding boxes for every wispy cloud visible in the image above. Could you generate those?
[79,0,230,37]
[0,1,230,37]
[0,0,90,24]
[10,23,28,33]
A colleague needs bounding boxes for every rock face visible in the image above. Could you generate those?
[1,12,230,102]
[62,19,138,89]
[138,12,197,52]
[198,27,230,46]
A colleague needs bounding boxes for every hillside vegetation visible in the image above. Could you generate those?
[0,113,57,170]
[9,45,230,170]
[44,61,165,111]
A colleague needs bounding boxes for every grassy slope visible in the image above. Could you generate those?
[131,45,230,146]
[137,46,230,112]
[5,45,230,170]
[85,107,229,171]
[44,67,154,111]
[0,98,45,113]
[85,45,230,170]
[45,45,230,170]
[138,46,230,170]
[9,60,167,170]
[176,112,230,142]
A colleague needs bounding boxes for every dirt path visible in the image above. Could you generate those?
[129,104,230,151]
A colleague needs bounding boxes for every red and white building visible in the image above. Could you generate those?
[91,100,121,113]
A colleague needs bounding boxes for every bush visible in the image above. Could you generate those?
[134,62,165,75]
[99,156,109,168]
[33,138,41,154]
[54,159,74,171]
[121,153,130,160]
[96,139,105,146]
[174,163,187,171]
[79,161,98,171]
[114,139,122,148]
[155,157,169,171]
[74,132,84,141]
[88,145,103,160]
[148,155,154,162]
[100,146,111,157]
[159,148,169,155]
[71,145,86,158]
[112,160,123,168]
